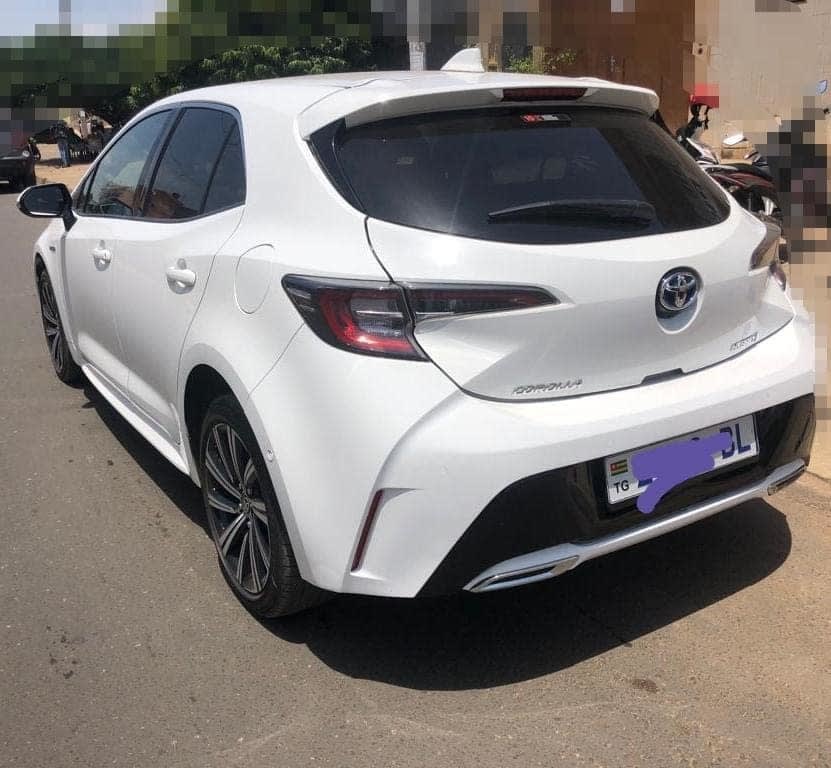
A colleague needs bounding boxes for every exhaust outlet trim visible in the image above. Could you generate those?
[465,459,805,593]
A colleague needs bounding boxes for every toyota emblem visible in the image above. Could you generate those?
[657,269,699,316]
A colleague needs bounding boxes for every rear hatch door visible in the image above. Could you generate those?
[326,106,794,400]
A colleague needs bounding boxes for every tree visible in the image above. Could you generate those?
[0,1,375,113]
[91,38,375,125]
[504,49,578,76]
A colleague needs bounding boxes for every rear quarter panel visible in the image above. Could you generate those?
[176,99,388,477]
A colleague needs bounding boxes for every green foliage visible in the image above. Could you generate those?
[94,38,374,124]
[0,1,375,113]
[505,49,578,76]
[504,55,538,75]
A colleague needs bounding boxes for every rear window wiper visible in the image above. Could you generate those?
[487,198,657,225]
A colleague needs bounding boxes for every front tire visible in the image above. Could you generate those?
[37,268,82,384]
[200,395,328,618]
[23,166,37,189]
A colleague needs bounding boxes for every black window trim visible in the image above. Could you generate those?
[75,100,247,224]
[137,108,186,218]
[307,118,365,212]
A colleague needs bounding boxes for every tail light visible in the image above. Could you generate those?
[405,284,556,321]
[284,276,557,359]
[282,275,425,360]
[750,221,782,270]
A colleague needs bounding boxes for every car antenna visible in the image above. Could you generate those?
[441,46,486,74]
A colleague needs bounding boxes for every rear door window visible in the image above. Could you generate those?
[203,123,246,214]
[320,107,730,245]
[144,107,242,220]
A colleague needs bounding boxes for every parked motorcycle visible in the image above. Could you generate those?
[675,102,719,163]
[676,103,782,222]
[668,103,786,260]
[713,133,780,219]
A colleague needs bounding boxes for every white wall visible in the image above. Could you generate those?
[711,0,831,142]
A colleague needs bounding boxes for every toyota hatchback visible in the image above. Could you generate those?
[18,62,816,617]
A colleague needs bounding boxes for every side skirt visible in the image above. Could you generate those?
[81,364,191,477]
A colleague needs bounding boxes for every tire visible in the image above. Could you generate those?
[37,268,82,384]
[200,394,328,618]
[23,166,36,189]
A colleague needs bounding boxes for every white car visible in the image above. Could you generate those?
[18,63,816,617]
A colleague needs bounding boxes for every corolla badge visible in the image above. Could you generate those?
[657,269,699,314]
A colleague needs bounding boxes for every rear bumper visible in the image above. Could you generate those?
[248,310,815,598]
[420,392,815,595]
[464,458,806,593]
[0,158,32,180]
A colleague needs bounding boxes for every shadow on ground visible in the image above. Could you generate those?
[268,501,790,689]
[81,381,207,535]
[80,380,792,691]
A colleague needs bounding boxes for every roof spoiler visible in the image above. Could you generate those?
[441,47,485,74]
[297,79,659,138]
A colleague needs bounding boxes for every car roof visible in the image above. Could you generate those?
[152,70,660,137]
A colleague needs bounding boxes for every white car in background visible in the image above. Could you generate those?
[18,60,815,617]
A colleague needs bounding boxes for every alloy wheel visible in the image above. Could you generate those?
[39,274,65,373]
[204,422,271,596]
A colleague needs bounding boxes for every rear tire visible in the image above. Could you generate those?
[37,268,82,384]
[200,394,328,618]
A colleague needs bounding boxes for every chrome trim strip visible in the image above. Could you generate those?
[465,459,805,593]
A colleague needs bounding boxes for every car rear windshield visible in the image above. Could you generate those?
[313,107,730,245]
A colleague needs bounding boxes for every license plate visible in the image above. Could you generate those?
[604,414,759,505]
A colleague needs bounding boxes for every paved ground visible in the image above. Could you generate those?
[1,192,830,768]
[32,144,90,190]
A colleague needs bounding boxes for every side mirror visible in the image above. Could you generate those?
[17,183,76,230]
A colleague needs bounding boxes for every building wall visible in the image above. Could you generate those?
[538,0,694,129]
[700,0,831,144]
[474,0,543,70]
[376,0,702,130]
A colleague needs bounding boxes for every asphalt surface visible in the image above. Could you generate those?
[1,189,830,768]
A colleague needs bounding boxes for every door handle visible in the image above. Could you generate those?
[165,265,197,288]
[91,245,112,264]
